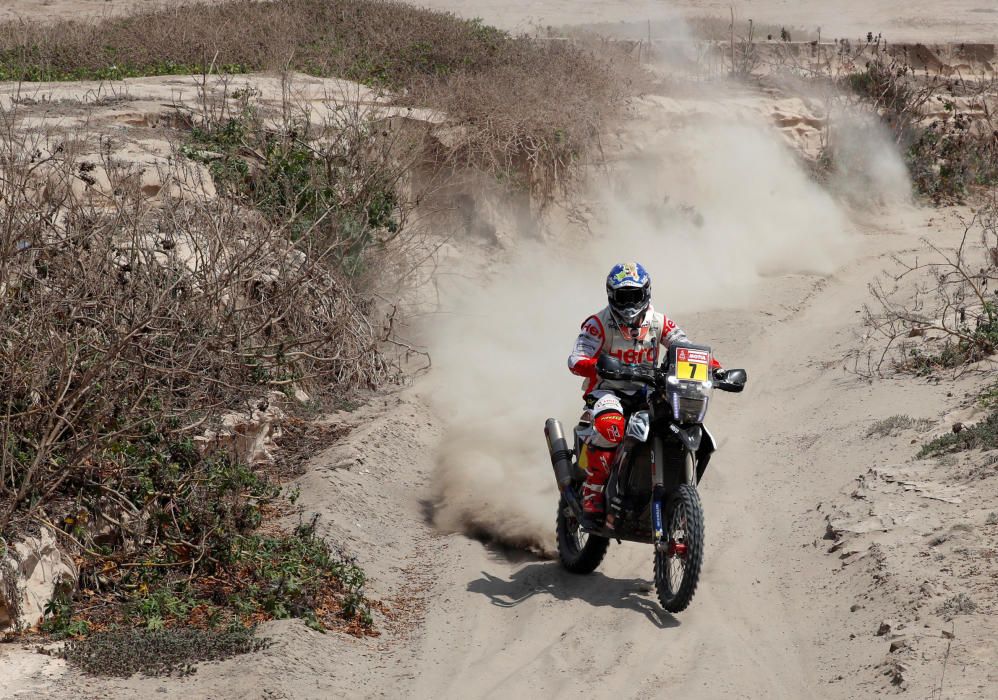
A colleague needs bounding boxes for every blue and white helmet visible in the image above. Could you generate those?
[606,262,651,326]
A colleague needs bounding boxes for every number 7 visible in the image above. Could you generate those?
[688,363,697,379]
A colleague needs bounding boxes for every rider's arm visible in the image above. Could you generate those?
[660,315,722,369]
[568,315,604,378]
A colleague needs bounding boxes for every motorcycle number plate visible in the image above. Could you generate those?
[674,348,710,382]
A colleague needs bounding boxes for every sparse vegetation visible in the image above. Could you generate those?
[846,49,935,143]
[859,196,998,376]
[906,100,998,202]
[846,46,998,202]
[866,415,934,438]
[0,0,625,192]
[181,90,410,276]
[0,124,403,534]
[936,592,977,618]
[918,411,998,458]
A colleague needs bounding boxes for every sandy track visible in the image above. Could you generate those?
[405,209,996,700]
[406,266,915,699]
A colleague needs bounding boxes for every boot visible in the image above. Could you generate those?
[579,442,614,516]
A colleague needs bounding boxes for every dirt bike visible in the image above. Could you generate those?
[544,342,746,613]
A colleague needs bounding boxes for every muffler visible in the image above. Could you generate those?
[544,418,575,490]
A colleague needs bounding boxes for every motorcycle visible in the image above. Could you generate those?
[543,342,747,613]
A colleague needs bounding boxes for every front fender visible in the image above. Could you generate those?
[669,423,702,452]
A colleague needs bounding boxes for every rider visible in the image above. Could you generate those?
[567,262,719,517]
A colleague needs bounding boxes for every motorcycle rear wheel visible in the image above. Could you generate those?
[556,491,609,574]
[654,483,705,613]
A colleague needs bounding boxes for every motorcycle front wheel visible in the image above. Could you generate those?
[556,491,609,574]
[654,483,705,613]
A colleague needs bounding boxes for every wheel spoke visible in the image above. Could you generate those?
[557,492,609,574]
[654,486,703,613]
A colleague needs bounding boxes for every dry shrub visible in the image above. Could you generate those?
[0,103,404,533]
[856,194,998,377]
[846,46,998,201]
[0,0,627,192]
[415,46,621,191]
[847,49,937,141]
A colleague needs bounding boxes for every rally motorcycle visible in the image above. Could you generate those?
[544,342,747,613]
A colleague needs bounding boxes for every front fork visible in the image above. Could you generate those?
[652,436,696,547]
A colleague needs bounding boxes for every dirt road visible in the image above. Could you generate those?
[404,227,941,700]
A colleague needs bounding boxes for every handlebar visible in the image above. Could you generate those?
[595,360,662,385]
[595,354,746,392]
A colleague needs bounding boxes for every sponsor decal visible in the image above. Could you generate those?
[612,262,641,284]
[594,412,625,444]
[677,347,708,364]
[593,395,623,414]
[609,347,657,364]
[686,349,709,364]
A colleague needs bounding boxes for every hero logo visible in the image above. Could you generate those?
[610,347,657,364]
[608,424,621,441]
[583,319,602,338]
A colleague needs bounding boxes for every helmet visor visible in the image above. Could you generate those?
[610,286,647,307]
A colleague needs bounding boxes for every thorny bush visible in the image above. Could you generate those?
[0,96,406,530]
[0,96,396,649]
[857,194,998,376]
[847,46,998,201]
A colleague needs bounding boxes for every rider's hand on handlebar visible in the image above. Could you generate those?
[596,354,628,380]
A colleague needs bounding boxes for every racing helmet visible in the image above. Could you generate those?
[606,262,651,326]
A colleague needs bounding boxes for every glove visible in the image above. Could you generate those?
[571,356,598,378]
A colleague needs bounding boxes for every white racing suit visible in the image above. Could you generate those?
[567,305,693,515]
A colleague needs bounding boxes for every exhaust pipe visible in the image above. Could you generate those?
[544,418,575,490]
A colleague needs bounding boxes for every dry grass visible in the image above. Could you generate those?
[0,0,627,192]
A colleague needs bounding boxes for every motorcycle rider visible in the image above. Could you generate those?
[567,262,719,517]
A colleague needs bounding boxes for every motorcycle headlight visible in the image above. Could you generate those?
[666,380,712,424]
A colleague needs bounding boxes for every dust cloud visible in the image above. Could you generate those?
[423,13,910,554]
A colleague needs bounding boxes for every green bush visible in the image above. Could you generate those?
[183,108,401,276]
[919,410,998,458]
